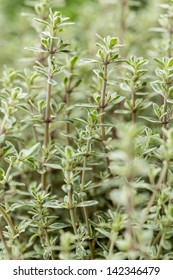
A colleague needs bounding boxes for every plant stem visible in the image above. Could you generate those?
[162,95,168,130]
[162,90,168,183]
[156,231,165,259]
[0,205,16,236]
[100,62,108,140]
[28,96,39,142]
[123,172,135,250]
[81,139,90,189]
[131,88,136,123]
[65,77,72,145]
[151,232,161,247]
[44,229,55,260]
[66,168,78,235]
[81,138,95,259]
[139,160,168,230]
[66,94,70,145]
[0,206,23,259]
[0,161,23,259]
[126,183,134,243]
[41,38,54,190]
[44,81,52,149]
[108,231,117,259]
[37,201,55,260]
[5,161,13,182]
[100,59,111,175]
[68,185,77,235]
[0,221,11,259]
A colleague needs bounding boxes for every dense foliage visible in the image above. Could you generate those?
[1,0,173,260]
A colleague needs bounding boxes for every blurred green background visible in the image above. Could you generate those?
[0,0,163,69]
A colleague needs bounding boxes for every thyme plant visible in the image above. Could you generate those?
[1,0,173,260]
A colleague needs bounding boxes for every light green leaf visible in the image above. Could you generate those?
[18,220,32,233]
[34,18,50,26]
[25,47,47,53]
[150,82,163,95]
[48,79,57,85]
[70,56,79,68]
[95,228,110,238]
[44,163,62,169]
[44,201,64,209]
[20,143,41,158]
[139,116,160,123]
[49,223,70,229]
[77,200,98,207]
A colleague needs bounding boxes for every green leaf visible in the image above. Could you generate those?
[37,99,45,111]
[93,69,104,79]
[95,228,110,238]
[2,141,18,157]
[111,95,125,104]
[41,37,50,49]
[72,79,81,89]
[79,58,99,64]
[6,135,24,144]
[109,37,119,48]
[67,103,97,111]
[48,79,57,85]
[77,200,98,207]
[20,143,41,158]
[154,58,165,68]
[116,239,130,251]
[44,163,62,169]
[161,240,172,250]
[168,58,173,67]
[114,109,130,114]
[44,200,64,209]
[110,53,119,61]
[18,220,32,233]
[33,66,47,76]
[139,116,161,123]
[9,202,25,211]
[23,158,38,169]
[43,249,52,260]
[70,56,78,68]
[65,146,74,160]
[167,99,173,104]
[59,22,74,28]
[150,82,163,95]
[97,49,104,60]
[25,47,46,53]
[137,59,148,67]
[34,18,50,26]
[49,223,69,229]
[153,103,162,118]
